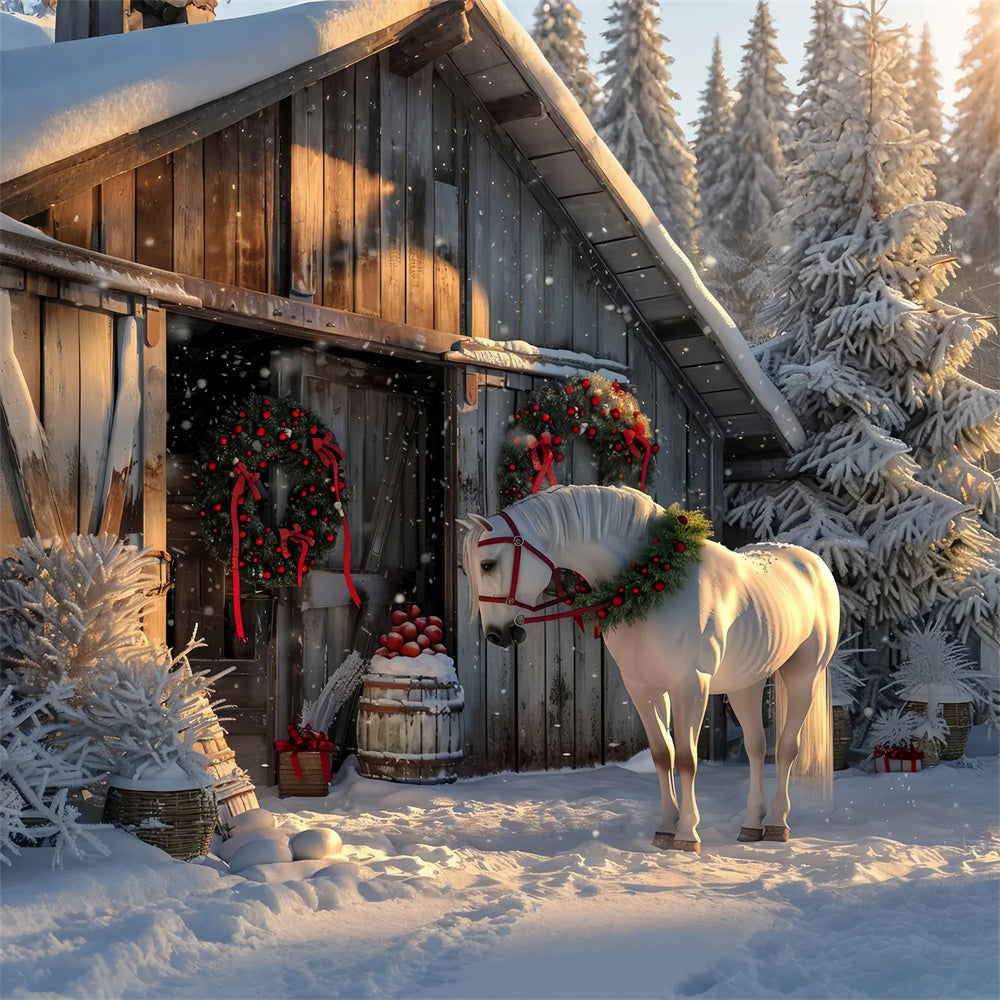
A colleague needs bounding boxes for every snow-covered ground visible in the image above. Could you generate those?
[3,727,998,999]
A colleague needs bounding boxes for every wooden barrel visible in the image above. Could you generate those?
[356,673,464,784]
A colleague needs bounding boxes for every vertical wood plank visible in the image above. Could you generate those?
[323,68,356,311]
[134,155,173,271]
[569,253,596,357]
[543,221,572,352]
[0,290,42,548]
[172,143,205,277]
[238,112,268,292]
[467,126,490,340]
[290,85,323,298]
[42,300,81,534]
[433,182,461,336]
[101,171,135,261]
[488,149,519,341]
[405,65,435,329]
[519,194,544,345]
[380,58,407,324]
[141,306,168,643]
[76,309,114,535]
[354,57,381,317]
[203,129,238,285]
[52,189,96,251]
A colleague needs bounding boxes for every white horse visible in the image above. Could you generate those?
[461,485,840,853]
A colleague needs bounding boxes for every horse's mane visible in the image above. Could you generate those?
[508,485,661,552]
[461,486,662,618]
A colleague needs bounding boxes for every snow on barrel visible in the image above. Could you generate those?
[357,605,464,784]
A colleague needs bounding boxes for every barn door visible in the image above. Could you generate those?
[272,348,441,757]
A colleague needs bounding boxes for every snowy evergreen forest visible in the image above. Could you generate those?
[533,0,1000,688]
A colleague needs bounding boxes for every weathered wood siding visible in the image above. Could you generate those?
[14,51,724,775]
[0,280,168,641]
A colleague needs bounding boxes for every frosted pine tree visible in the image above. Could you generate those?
[597,0,700,255]
[706,0,791,333]
[693,36,734,280]
[531,0,603,120]
[942,0,1000,344]
[730,0,1000,647]
[790,0,848,151]
[909,24,946,188]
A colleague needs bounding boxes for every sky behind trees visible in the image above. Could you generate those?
[219,0,980,134]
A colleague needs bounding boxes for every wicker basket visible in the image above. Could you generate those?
[832,704,852,771]
[277,751,330,797]
[906,700,972,761]
[912,735,942,768]
[102,783,217,860]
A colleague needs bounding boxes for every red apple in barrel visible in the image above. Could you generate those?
[384,632,404,652]
[399,621,418,642]
[424,624,443,644]
[391,609,408,626]
[401,641,421,657]
[416,633,430,649]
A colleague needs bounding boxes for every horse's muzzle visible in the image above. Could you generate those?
[486,624,527,647]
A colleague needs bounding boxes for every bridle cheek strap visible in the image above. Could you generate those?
[477,511,585,629]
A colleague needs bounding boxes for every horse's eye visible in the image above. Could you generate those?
[480,559,496,573]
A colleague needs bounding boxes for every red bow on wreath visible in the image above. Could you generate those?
[278,524,314,586]
[274,724,335,782]
[311,431,361,608]
[529,431,558,494]
[230,462,263,643]
[623,421,653,493]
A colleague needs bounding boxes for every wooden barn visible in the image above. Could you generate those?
[0,0,804,783]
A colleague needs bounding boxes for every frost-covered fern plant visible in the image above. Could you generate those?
[0,681,108,867]
[867,706,922,750]
[86,633,232,786]
[886,620,985,707]
[1,534,155,698]
[829,638,870,708]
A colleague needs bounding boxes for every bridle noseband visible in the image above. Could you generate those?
[476,510,594,628]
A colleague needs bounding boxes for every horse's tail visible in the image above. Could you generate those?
[776,664,833,802]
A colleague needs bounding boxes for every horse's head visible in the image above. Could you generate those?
[459,510,557,648]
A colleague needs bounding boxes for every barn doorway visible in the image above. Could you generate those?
[165,315,447,783]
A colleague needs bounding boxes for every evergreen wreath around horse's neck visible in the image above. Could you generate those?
[497,374,659,507]
[566,505,713,630]
[196,393,350,592]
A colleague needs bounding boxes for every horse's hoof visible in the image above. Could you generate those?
[737,827,764,842]
[668,839,701,854]
[762,825,790,842]
[652,831,675,849]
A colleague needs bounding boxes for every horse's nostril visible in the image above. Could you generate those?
[510,624,527,644]
[486,631,506,647]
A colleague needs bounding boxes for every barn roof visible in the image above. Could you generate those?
[0,0,804,457]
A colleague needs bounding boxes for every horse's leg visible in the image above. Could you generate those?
[726,680,768,842]
[621,677,679,846]
[765,651,820,841]
[668,671,711,851]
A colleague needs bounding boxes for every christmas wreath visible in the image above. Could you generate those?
[196,393,359,638]
[566,505,713,630]
[498,373,658,507]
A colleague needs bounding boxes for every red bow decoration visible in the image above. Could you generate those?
[230,461,263,643]
[623,420,653,492]
[529,431,558,494]
[310,431,361,609]
[274,724,335,782]
[278,524,314,586]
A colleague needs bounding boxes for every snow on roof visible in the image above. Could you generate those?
[0,0,804,450]
[0,10,54,51]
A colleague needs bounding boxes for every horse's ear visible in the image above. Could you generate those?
[457,513,493,534]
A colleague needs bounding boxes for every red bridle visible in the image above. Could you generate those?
[476,511,606,629]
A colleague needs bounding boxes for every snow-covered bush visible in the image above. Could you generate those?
[0,681,108,868]
[886,620,986,708]
[85,633,232,786]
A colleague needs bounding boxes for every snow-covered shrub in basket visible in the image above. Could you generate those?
[85,633,232,787]
[886,620,986,710]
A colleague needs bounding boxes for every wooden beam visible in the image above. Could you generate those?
[2,0,471,221]
[389,3,471,78]
[483,92,544,124]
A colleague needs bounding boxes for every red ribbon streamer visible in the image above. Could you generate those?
[529,431,557,494]
[230,461,262,643]
[311,432,361,608]
[623,420,652,492]
[278,524,314,586]
[274,725,335,782]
